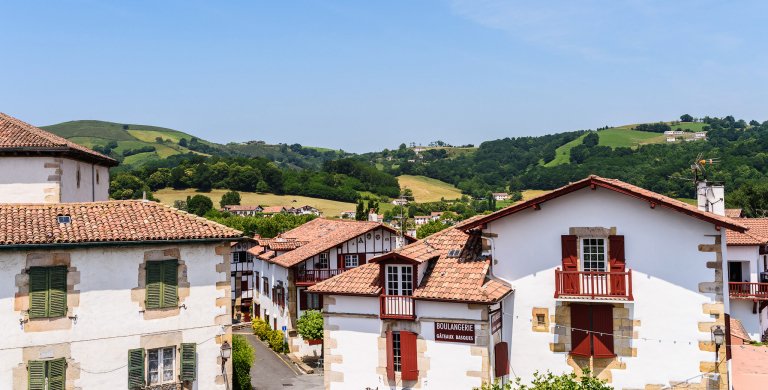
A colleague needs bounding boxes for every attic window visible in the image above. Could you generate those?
[447,249,461,258]
[57,215,71,224]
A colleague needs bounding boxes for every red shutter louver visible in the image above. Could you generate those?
[608,235,626,296]
[337,254,345,270]
[561,235,579,294]
[494,342,509,377]
[386,330,395,380]
[400,331,418,381]
[591,305,615,358]
[570,303,592,357]
[358,253,367,265]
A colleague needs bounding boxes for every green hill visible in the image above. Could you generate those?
[43,120,217,166]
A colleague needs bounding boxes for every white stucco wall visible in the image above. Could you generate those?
[0,156,110,203]
[253,258,291,332]
[485,187,726,389]
[325,296,490,390]
[0,243,229,389]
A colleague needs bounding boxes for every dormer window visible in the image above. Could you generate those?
[386,265,413,296]
[57,215,71,224]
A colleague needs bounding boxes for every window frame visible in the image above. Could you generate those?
[145,259,178,310]
[317,252,329,269]
[392,331,402,373]
[28,266,68,319]
[580,237,607,272]
[344,254,359,268]
[147,346,176,385]
[385,265,414,296]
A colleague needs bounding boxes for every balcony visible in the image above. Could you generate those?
[729,282,768,300]
[554,269,634,301]
[379,294,416,320]
[294,269,345,285]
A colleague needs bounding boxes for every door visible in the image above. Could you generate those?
[384,265,414,316]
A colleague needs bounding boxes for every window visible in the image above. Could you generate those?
[128,344,196,389]
[28,266,67,319]
[386,330,418,381]
[570,304,614,358]
[96,170,100,185]
[536,314,546,326]
[56,215,71,224]
[148,347,175,385]
[262,277,269,298]
[300,289,323,310]
[76,168,81,188]
[386,265,413,296]
[581,238,607,272]
[344,254,359,268]
[254,272,260,292]
[145,260,178,309]
[317,252,329,269]
[232,252,246,263]
[28,358,65,390]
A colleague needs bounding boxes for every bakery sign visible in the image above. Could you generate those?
[434,322,475,343]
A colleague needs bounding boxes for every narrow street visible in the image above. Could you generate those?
[235,332,323,390]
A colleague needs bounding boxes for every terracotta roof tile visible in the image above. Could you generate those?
[261,206,287,214]
[0,113,118,166]
[730,317,752,342]
[460,175,747,233]
[0,201,242,245]
[727,218,768,246]
[726,209,743,218]
[307,262,381,295]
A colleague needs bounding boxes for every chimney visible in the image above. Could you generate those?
[368,209,378,222]
[696,181,725,216]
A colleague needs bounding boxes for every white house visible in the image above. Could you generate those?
[0,200,243,389]
[392,198,408,206]
[222,205,263,216]
[492,192,510,201]
[0,113,117,203]
[413,216,430,226]
[339,210,356,219]
[231,239,258,322]
[246,219,414,356]
[312,176,744,390]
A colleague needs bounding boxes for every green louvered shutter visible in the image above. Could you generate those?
[47,358,66,390]
[27,360,45,390]
[48,267,68,317]
[127,349,145,389]
[180,343,197,382]
[162,260,178,308]
[145,261,163,309]
[28,268,49,319]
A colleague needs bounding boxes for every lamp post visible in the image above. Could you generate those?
[221,341,232,390]
[711,325,725,364]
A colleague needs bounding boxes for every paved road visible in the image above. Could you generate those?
[236,332,323,390]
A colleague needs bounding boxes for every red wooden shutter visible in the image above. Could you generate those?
[299,289,308,311]
[337,254,345,270]
[318,294,324,310]
[400,331,419,381]
[608,235,626,296]
[591,305,615,358]
[385,330,395,380]
[494,342,509,377]
[570,303,591,357]
[358,253,367,265]
[725,313,732,361]
[561,235,579,294]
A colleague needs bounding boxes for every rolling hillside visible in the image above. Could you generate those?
[397,175,463,202]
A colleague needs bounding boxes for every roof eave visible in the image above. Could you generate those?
[0,236,246,251]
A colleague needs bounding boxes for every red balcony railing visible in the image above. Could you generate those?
[380,294,416,320]
[294,269,345,285]
[554,269,634,301]
[729,282,768,300]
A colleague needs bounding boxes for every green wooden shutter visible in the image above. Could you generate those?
[180,343,197,382]
[27,360,45,390]
[145,261,162,309]
[161,260,178,308]
[28,268,49,319]
[48,267,68,317]
[47,358,66,390]
[127,348,145,389]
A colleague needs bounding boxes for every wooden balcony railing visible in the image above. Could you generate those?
[380,294,416,320]
[294,269,345,285]
[729,282,768,300]
[554,269,634,301]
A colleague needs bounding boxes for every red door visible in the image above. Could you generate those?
[561,235,580,294]
[608,235,626,296]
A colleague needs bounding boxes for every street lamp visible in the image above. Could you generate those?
[220,341,232,390]
[711,325,725,360]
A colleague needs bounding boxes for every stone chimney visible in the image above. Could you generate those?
[696,181,725,216]
[368,209,379,222]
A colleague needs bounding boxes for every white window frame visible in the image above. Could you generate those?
[580,237,607,272]
[385,265,413,296]
[317,252,329,269]
[148,346,176,385]
[344,254,359,268]
[305,291,321,310]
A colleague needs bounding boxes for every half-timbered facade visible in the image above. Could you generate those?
[231,240,258,322]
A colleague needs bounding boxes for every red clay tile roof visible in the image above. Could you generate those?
[310,226,513,304]
[0,113,118,166]
[261,206,287,214]
[460,175,747,233]
[727,218,768,246]
[0,200,243,246]
[268,218,401,267]
[223,205,262,212]
[731,317,752,342]
[726,209,743,218]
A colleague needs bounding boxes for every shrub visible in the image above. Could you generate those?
[476,370,612,389]
[252,318,271,341]
[232,335,254,390]
[296,310,323,341]
[269,330,287,353]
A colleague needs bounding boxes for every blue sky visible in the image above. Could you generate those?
[1,1,766,152]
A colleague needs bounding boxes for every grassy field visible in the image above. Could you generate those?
[397,175,463,202]
[153,188,356,217]
[545,127,668,167]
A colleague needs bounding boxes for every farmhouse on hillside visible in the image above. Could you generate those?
[310,175,747,390]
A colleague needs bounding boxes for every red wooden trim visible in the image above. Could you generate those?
[570,303,591,357]
[306,339,322,345]
[370,252,422,265]
[592,305,615,358]
[386,330,395,379]
[400,331,419,381]
[494,342,509,377]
